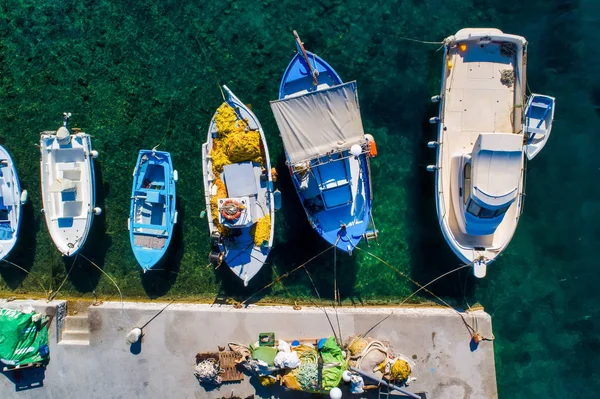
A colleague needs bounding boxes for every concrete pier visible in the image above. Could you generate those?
[0,299,497,398]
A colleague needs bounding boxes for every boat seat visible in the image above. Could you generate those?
[321,185,352,209]
[146,190,164,204]
[525,126,546,136]
[62,169,81,181]
[223,162,258,197]
[62,201,82,217]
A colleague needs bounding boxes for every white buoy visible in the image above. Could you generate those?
[126,328,142,344]
[173,210,178,224]
[173,170,178,182]
[93,207,102,215]
[56,126,70,140]
[429,116,440,124]
[426,165,438,172]
[91,150,99,159]
[431,95,441,103]
[427,141,439,148]
[342,370,352,383]
[350,144,362,157]
[20,190,28,205]
[329,387,342,399]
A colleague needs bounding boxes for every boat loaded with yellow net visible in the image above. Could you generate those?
[201,85,279,286]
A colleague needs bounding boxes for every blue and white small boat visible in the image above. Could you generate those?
[128,150,178,271]
[270,31,377,253]
[523,94,555,160]
[0,145,27,261]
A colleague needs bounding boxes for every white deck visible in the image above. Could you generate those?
[40,133,96,256]
[435,29,527,269]
[0,146,22,260]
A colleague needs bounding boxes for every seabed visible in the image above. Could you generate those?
[0,299,496,399]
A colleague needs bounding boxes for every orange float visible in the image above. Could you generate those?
[220,199,243,221]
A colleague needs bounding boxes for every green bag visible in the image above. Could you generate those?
[0,308,50,366]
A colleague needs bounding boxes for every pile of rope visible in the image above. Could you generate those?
[345,336,412,383]
[500,70,515,87]
[194,358,223,385]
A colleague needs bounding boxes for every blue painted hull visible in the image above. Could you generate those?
[129,150,177,271]
[278,52,372,253]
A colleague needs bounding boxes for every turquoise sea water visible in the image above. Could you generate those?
[0,0,599,397]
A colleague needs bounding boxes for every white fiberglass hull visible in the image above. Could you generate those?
[40,132,97,256]
[433,29,528,277]
[0,145,25,260]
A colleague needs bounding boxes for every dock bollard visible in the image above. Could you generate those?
[126,328,142,344]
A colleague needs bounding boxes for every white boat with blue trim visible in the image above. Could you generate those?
[523,94,555,160]
[0,145,27,260]
[40,113,100,256]
[202,85,277,286]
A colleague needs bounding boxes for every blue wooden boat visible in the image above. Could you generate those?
[270,31,377,253]
[0,145,27,261]
[128,150,178,271]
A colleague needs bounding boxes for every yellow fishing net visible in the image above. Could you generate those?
[251,215,271,247]
[210,178,230,235]
[209,103,265,235]
[390,359,411,381]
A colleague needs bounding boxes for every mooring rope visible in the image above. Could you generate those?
[78,253,133,328]
[48,253,79,301]
[238,245,334,306]
[1,258,49,295]
[358,260,476,339]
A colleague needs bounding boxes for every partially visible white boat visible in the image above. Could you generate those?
[430,28,529,278]
[40,113,101,256]
[523,94,555,160]
[0,145,27,260]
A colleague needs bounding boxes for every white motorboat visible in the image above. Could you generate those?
[40,113,101,256]
[430,28,530,278]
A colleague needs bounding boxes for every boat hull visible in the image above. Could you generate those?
[129,150,177,271]
[279,52,373,253]
[0,145,24,261]
[524,94,555,160]
[433,29,528,276]
[202,86,275,286]
[40,132,96,256]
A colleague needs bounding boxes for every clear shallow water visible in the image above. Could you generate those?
[0,0,599,396]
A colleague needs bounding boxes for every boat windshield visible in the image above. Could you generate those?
[467,199,510,219]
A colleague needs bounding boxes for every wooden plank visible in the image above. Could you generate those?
[218,351,243,382]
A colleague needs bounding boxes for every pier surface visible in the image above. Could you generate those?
[0,299,497,398]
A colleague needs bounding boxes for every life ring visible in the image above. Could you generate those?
[365,134,378,157]
[220,199,244,221]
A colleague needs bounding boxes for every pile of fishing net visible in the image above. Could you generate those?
[231,337,346,394]
[346,336,412,383]
[209,178,230,235]
[251,215,271,247]
[210,103,263,174]
[194,356,223,385]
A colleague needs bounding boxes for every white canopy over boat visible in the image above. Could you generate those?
[270,81,366,164]
[471,133,523,207]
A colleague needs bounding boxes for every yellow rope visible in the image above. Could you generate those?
[239,245,334,306]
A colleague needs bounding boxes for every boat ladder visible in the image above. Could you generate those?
[363,229,379,246]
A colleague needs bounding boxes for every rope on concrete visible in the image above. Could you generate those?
[78,253,134,328]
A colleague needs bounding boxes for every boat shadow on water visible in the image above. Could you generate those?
[63,160,110,293]
[140,195,184,299]
[214,152,358,305]
[0,199,38,289]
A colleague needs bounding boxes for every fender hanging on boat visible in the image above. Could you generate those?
[365,134,377,157]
